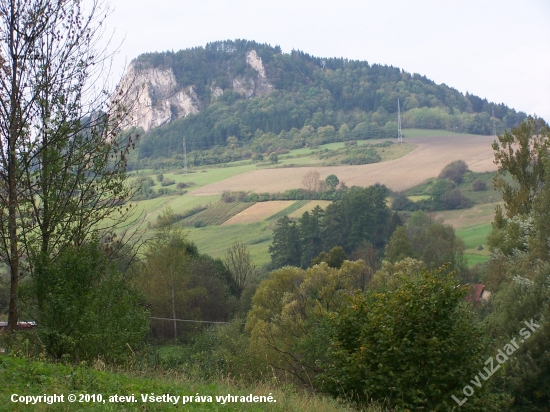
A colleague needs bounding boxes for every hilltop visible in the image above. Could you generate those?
[120,39,527,165]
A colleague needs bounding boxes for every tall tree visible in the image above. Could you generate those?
[224,240,257,296]
[136,210,198,344]
[322,185,391,253]
[298,207,323,268]
[0,0,136,331]
[269,216,301,268]
[492,116,550,220]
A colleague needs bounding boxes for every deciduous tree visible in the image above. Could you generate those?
[320,266,490,410]
[492,116,550,219]
[224,241,257,296]
[301,170,320,192]
[0,0,137,331]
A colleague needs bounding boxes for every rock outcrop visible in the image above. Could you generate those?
[120,49,273,132]
[120,64,201,133]
[233,50,274,98]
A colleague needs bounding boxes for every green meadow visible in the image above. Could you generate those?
[456,223,492,266]
[124,130,498,268]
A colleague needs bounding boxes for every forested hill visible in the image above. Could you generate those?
[128,39,527,159]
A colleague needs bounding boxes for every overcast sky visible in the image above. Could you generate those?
[105,0,550,121]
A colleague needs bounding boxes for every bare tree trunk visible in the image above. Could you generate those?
[6,0,20,333]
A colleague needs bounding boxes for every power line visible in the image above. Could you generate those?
[182,136,188,175]
[149,317,229,324]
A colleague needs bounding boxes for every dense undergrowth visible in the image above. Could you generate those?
[0,341,383,412]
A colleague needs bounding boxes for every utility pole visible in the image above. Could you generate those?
[397,99,403,143]
[182,136,188,176]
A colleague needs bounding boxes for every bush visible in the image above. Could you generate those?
[160,179,175,186]
[392,192,417,211]
[221,191,235,203]
[473,179,487,191]
[438,160,469,184]
[320,266,488,410]
[27,243,149,363]
[193,220,205,228]
[440,188,470,209]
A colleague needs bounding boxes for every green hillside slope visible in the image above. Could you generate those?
[131,39,527,164]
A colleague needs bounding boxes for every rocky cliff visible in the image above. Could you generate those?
[121,49,273,132]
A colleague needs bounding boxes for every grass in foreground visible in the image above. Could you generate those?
[0,355,373,412]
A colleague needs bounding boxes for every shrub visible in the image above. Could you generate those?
[193,220,205,228]
[176,182,188,189]
[473,179,488,191]
[160,179,175,186]
[438,160,469,184]
[221,191,235,203]
[27,243,149,363]
[320,266,488,410]
[441,188,470,209]
[392,192,417,211]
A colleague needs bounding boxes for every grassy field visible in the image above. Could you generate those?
[185,222,273,267]
[0,355,364,412]
[401,128,479,138]
[124,130,499,268]
[434,201,501,229]
[192,134,497,196]
[456,223,492,266]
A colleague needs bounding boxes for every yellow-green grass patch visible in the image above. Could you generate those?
[131,194,220,227]
[377,142,417,161]
[187,222,273,267]
[408,195,430,202]
[434,202,501,229]
[288,200,333,218]
[222,201,295,225]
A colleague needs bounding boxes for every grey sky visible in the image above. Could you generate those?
[107,0,550,121]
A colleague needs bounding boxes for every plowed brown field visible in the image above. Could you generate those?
[193,135,498,195]
[221,201,295,225]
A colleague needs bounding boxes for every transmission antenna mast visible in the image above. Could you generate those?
[493,107,497,136]
[397,99,403,143]
[183,136,188,176]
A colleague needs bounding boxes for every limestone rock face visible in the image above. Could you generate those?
[232,50,274,97]
[120,49,273,132]
[211,86,224,99]
[120,64,201,132]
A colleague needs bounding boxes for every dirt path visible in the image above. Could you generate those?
[193,135,498,195]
